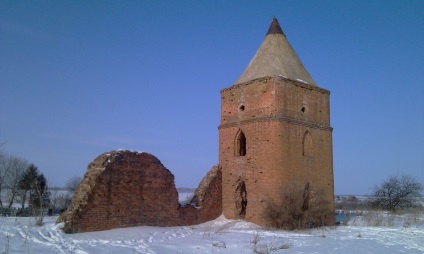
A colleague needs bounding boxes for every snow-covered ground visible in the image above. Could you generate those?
[1,213,423,254]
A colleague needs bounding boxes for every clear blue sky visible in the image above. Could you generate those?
[1,1,423,195]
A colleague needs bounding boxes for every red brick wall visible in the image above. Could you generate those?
[191,165,222,223]
[58,151,222,233]
[219,76,335,225]
[178,166,222,225]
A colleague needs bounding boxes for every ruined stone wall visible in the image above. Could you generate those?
[219,77,334,226]
[58,150,222,233]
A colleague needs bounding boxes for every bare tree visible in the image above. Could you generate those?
[50,190,72,214]
[66,176,82,192]
[31,173,50,225]
[0,151,9,209]
[262,183,332,230]
[4,156,28,209]
[0,151,30,214]
[373,175,423,211]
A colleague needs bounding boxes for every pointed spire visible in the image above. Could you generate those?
[234,17,317,86]
[266,17,284,35]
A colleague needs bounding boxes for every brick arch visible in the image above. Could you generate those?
[303,131,313,157]
[235,129,246,156]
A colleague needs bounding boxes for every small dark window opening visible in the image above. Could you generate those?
[236,131,246,156]
[301,106,306,113]
[239,105,245,111]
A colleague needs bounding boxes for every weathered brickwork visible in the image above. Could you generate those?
[57,151,222,233]
[190,165,222,222]
[58,17,335,233]
[219,18,335,226]
[219,77,334,225]
[178,165,222,225]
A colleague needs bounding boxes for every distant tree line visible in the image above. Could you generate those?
[0,151,50,216]
[0,147,83,219]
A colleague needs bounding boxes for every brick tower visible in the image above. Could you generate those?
[219,18,334,226]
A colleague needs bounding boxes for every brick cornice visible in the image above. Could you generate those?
[221,76,330,95]
[218,115,333,132]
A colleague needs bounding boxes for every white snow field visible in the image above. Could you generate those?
[1,213,423,254]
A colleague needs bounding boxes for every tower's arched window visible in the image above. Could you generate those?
[303,131,313,157]
[235,130,246,156]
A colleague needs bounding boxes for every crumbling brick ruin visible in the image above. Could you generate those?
[190,164,222,220]
[57,150,221,233]
[58,17,335,233]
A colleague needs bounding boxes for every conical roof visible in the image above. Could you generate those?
[234,17,316,86]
